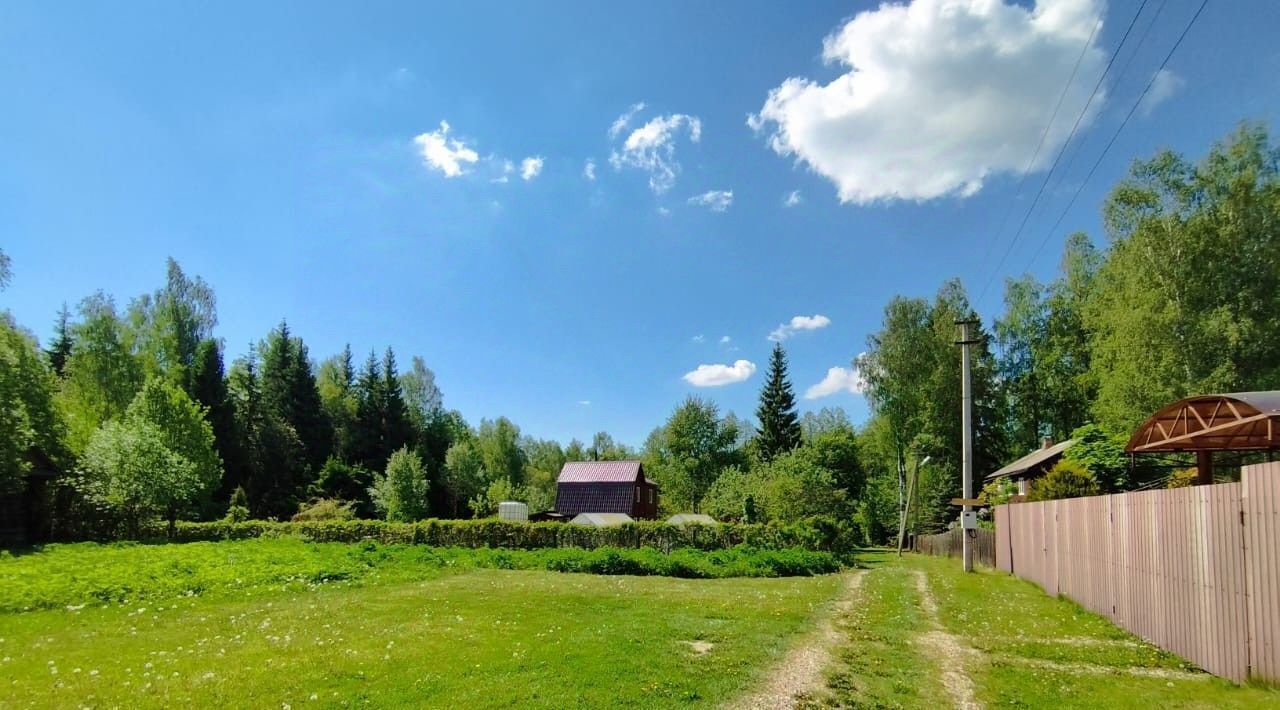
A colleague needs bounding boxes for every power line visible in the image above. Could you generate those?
[970,17,1103,275]
[1021,0,1211,273]
[974,0,1152,309]
[1037,0,1170,216]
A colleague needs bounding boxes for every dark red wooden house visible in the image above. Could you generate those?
[554,461,659,519]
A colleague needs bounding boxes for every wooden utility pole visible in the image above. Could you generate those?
[956,318,979,573]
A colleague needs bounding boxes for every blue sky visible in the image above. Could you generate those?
[2,0,1278,447]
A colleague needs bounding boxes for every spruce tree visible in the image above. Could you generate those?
[755,343,802,462]
[259,321,332,473]
[46,303,74,377]
[228,350,306,517]
[353,350,386,471]
[380,347,413,457]
[189,338,241,498]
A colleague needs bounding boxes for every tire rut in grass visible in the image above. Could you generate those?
[912,569,983,710]
[726,571,864,710]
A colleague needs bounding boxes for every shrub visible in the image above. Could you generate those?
[1027,460,1100,502]
[980,478,1018,507]
[292,498,357,522]
[1166,467,1198,489]
[369,447,430,522]
[141,517,857,556]
[1062,424,1131,491]
[225,486,250,523]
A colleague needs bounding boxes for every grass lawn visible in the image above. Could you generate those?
[0,541,843,708]
[810,553,1280,709]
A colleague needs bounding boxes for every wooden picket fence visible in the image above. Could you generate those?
[912,526,996,568]
[995,461,1280,684]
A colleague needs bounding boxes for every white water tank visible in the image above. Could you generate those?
[498,501,529,522]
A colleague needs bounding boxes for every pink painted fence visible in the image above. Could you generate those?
[994,461,1280,684]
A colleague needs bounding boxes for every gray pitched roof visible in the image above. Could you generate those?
[985,439,1076,481]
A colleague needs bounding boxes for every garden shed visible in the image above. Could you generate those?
[555,461,659,519]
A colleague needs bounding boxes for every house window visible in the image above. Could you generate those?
[649,490,654,504]
[635,488,640,503]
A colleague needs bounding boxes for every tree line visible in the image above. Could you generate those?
[1,121,1276,542]
[855,122,1280,539]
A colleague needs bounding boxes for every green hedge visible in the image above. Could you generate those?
[138,517,858,555]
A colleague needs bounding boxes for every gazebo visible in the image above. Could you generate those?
[1125,391,1280,484]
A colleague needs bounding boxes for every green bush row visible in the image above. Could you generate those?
[0,539,840,613]
[536,546,840,578]
[137,516,858,554]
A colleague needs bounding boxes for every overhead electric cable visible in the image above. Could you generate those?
[1021,0,1210,272]
[974,0,1152,309]
[970,16,1103,274]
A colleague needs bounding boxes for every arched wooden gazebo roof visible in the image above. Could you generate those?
[1126,392,1280,453]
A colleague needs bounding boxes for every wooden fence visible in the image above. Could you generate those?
[994,461,1280,684]
[912,526,995,568]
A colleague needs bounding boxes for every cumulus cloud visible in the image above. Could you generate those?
[657,206,672,217]
[683,360,757,387]
[609,108,702,194]
[413,121,480,177]
[688,189,733,212]
[583,159,597,180]
[804,366,866,399]
[1139,69,1184,117]
[748,0,1105,204]
[692,334,706,343]
[784,190,802,207]
[577,400,591,406]
[719,335,731,344]
[521,156,544,181]
[768,314,831,341]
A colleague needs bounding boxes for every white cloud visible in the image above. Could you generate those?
[688,190,733,212]
[692,334,706,343]
[768,314,831,341]
[609,111,702,194]
[804,366,866,399]
[520,156,544,181]
[609,102,646,139]
[683,360,757,387]
[719,335,731,344]
[413,121,480,178]
[657,206,672,217]
[1140,69,1184,117]
[784,190,802,207]
[577,400,591,406]
[583,159,597,181]
[749,0,1106,204]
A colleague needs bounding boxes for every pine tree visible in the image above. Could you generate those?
[755,343,802,462]
[46,303,74,377]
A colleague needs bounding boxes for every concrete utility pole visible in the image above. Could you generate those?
[956,318,979,573]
